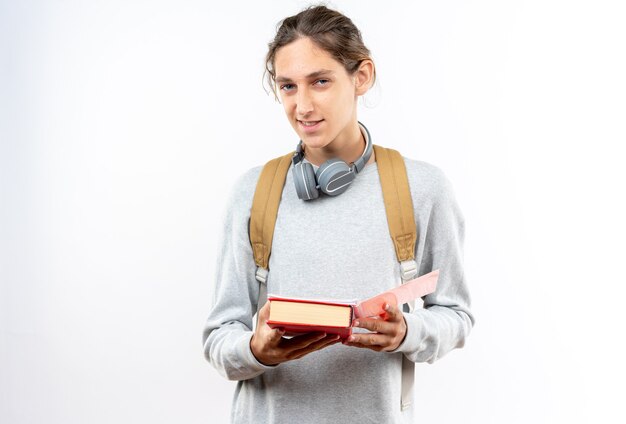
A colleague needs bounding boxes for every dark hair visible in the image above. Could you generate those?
[264,4,376,99]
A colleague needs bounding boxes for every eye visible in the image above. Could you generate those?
[315,79,329,86]
[280,83,296,92]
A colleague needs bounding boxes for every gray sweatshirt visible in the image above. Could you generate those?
[202,156,474,423]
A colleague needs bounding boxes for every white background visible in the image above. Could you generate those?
[1,0,625,423]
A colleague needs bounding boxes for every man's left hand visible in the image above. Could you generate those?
[342,303,407,352]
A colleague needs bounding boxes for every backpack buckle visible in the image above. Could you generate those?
[255,267,269,284]
[400,260,418,281]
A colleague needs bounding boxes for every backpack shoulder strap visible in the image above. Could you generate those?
[249,152,293,309]
[373,144,418,280]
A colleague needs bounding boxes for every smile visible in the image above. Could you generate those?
[300,120,322,126]
[298,119,324,132]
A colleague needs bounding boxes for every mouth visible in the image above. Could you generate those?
[298,119,324,132]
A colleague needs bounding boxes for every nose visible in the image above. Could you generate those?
[295,88,314,117]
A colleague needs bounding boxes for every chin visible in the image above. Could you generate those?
[298,134,331,150]
[293,126,332,148]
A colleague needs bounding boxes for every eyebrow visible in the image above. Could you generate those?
[275,69,335,84]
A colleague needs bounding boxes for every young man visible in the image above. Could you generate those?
[203,6,474,423]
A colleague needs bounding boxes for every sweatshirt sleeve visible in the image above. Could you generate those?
[201,168,278,381]
[391,167,475,363]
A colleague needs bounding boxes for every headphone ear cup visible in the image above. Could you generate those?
[292,162,319,200]
[316,159,355,196]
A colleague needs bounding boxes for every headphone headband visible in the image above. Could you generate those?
[352,121,373,173]
[291,121,374,200]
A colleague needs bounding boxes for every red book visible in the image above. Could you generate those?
[266,296,357,339]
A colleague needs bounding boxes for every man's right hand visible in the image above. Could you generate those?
[250,301,341,366]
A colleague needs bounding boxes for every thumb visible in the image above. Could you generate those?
[382,302,401,321]
[257,300,271,323]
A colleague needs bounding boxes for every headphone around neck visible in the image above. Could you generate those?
[291,121,373,200]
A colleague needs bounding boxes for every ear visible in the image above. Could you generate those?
[354,59,375,96]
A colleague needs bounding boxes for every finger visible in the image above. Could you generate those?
[381,303,403,322]
[288,335,341,360]
[341,340,384,352]
[292,337,342,359]
[281,332,328,350]
[297,334,341,353]
[353,317,394,334]
[313,334,342,349]
[344,332,389,347]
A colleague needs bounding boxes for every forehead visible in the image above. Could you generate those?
[274,37,346,80]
